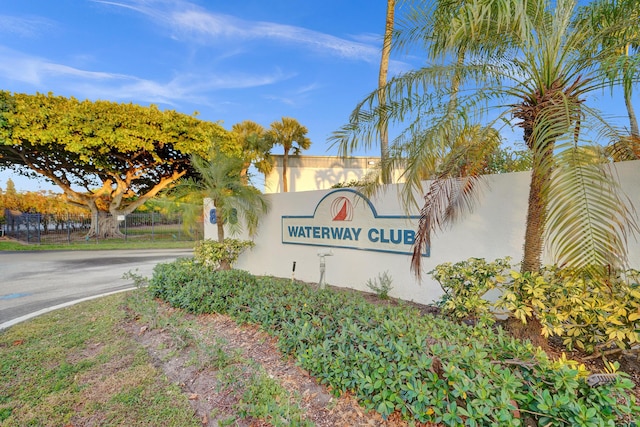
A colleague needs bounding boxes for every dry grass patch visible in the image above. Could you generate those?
[0,294,201,427]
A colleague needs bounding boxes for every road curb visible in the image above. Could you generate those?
[0,287,136,331]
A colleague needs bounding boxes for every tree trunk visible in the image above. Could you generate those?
[216,216,231,270]
[518,143,554,349]
[240,162,250,185]
[282,151,289,192]
[86,209,123,239]
[378,0,395,184]
[625,85,639,137]
[504,316,549,351]
[521,145,553,273]
[216,215,225,243]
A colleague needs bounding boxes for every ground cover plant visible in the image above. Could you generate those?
[149,259,640,426]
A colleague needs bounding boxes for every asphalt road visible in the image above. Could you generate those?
[0,248,193,329]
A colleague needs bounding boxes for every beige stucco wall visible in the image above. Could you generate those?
[264,155,404,193]
[206,160,640,306]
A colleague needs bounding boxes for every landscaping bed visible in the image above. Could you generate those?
[144,259,640,426]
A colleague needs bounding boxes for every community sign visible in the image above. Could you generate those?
[281,189,429,256]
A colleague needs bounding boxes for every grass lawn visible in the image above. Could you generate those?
[0,289,321,427]
[0,239,195,251]
[0,292,203,427]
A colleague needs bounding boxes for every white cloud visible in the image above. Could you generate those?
[0,45,290,106]
[0,46,128,87]
[0,15,55,37]
[94,0,381,63]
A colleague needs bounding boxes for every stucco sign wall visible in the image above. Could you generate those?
[281,189,429,256]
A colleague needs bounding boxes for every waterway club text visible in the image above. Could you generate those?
[286,225,415,245]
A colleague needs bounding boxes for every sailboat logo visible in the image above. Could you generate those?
[331,197,353,221]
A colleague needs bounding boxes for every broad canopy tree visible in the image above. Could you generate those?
[0,91,229,238]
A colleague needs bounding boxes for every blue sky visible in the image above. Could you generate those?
[0,0,418,191]
[0,0,635,193]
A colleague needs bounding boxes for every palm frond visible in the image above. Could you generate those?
[410,128,499,278]
[607,135,640,161]
[546,147,638,275]
[411,174,485,279]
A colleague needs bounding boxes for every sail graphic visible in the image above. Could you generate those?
[331,197,353,221]
[333,200,348,220]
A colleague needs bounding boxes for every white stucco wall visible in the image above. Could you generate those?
[205,160,640,306]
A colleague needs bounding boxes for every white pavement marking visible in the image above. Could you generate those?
[0,287,136,331]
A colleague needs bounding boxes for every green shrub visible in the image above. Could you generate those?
[431,258,640,356]
[149,260,256,314]
[194,238,254,270]
[430,257,511,326]
[497,267,640,354]
[365,271,394,299]
[150,260,639,425]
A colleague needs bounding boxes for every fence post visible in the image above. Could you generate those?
[37,213,41,244]
[67,213,71,244]
[151,212,155,240]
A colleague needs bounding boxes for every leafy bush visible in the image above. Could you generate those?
[431,258,640,355]
[498,267,640,354]
[430,257,511,326]
[150,259,639,426]
[149,259,257,314]
[193,238,254,270]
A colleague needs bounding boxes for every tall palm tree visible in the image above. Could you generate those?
[231,120,274,183]
[171,147,269,268]
[332,0,638,278]
[265,117,311,192]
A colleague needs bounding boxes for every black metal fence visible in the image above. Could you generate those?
[2,210,202,244]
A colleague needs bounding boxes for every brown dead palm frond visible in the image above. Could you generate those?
[411,174,484,278]
[410,130,497,278]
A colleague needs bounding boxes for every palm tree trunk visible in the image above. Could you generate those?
[282,151,289,192]
[240,162,250,185]
[521,146,553,273]
[378,0,395,184]
[625,85,639,137]
[216,215,225,243]
[518,142,555,350]
[447,50,465,116]
[216,214,231,270]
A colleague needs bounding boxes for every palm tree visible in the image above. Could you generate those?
[332,0,638,278]
[231,120,274,183]
[171,147,269,268]
[265,117,311,192]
